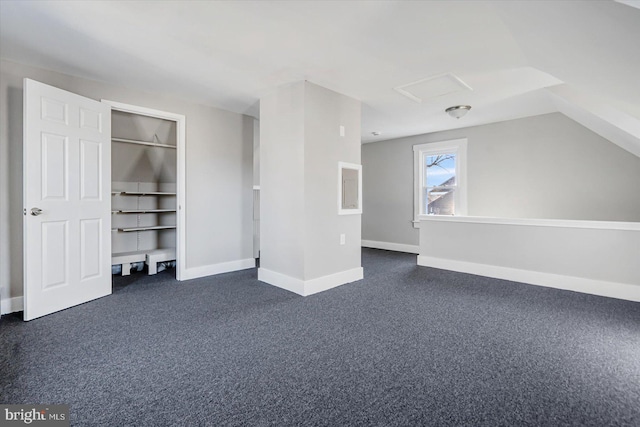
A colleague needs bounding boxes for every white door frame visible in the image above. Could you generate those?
[101,100,186,280]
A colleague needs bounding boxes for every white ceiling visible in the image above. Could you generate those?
[1,0,639,144]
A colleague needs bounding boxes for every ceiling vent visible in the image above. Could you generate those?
[394,72,472,103]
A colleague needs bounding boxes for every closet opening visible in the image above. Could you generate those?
[104,101,186,281]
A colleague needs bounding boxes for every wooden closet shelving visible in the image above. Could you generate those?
[112,191,176,196]
[118,225,177,232]
[112,209,176,214]
[112,137,176,149]
[110,110,178,276]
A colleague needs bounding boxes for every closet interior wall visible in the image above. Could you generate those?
[111,110,177,274]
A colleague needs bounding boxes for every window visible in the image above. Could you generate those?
[413,139,467,223]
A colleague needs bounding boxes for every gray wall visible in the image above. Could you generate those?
[303,82,361,280]
[362,113,640,246]
[0,59,254,302]
[260,81,361,282]
[111,111,177,184]
[260,81,306,279]
[419,220,640,299]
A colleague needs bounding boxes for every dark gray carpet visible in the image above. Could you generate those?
[1,248,639,426]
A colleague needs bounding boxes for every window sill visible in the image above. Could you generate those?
[416,215,640,231]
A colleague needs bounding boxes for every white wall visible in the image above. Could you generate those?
[259,81,306,280]
[303,82,361,280]
[259,81,361,295]
[0,59,254,304]
[418,217,640,302]
[362,113,640,247]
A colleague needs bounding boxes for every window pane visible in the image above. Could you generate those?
[425,153,456,187]
[425,187,455,215]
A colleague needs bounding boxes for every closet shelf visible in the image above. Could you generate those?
[117,225,177,232]
[112,191,177,196]
[112,137,176,149]
[112,209,176,214]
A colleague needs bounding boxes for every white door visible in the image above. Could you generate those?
[23,79,111,321]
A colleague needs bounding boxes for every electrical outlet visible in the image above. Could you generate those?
[340,234,346,245]
[339,125,345,137]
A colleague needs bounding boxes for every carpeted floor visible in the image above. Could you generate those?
[1,248,639,426]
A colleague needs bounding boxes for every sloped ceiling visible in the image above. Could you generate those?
[0,1,638,153]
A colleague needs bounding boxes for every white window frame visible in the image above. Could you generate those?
[413,138,467,227]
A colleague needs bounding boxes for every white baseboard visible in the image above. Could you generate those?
[258,268,305,295]
[180,258,256,281]
[361,240,419,254]
[258,267,363,296]
[417,255,640,303]
[1,296,24,315]
[305,267,363,296]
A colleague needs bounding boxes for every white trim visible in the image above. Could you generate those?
[258,267,304,296]
[413,139,467,222]
[258,268,305,295]
[417,215,640,231]
[1,296,24,315]
[180,258,255,281]
[417,255,640,302]
[258,267,364,296]
[101,100,187,281]
[305,267,363,295]
[338,161,362,215]
[361,240,419,254]
[412,139,468,153]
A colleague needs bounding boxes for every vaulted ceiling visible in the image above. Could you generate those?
[1,0,639,153]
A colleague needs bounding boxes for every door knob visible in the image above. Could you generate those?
[30,207,43,216]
